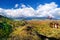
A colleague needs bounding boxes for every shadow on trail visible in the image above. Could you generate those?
[35,31,59,40]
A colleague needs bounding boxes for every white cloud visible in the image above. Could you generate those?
[0,2,60,19]
[36,2,58,17]
[15,4,19,8]
[1,4,35,18]
[21,4,26,8]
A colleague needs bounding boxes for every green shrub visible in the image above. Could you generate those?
[0,22,12,38]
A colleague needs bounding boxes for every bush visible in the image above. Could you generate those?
[0,22,12,38]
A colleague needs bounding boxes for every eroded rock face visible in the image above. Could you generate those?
[25,26,33,31]
[49,21,60,28]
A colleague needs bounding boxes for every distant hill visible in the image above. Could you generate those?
[0,15,58,20]
[0,15,13,22]
[15,17,58,20]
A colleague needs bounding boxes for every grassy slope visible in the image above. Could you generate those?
[27,20,60,39]
[0,15,60,40]
[8,20,60,40]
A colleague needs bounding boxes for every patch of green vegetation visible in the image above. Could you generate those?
[0,22,12,39]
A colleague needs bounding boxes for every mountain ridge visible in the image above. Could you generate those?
[0,15,59,20]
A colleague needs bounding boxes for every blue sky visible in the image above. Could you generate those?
[0,0,60,19]
[0,0,60,9]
